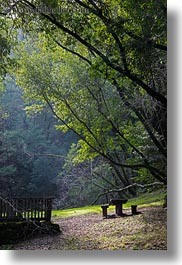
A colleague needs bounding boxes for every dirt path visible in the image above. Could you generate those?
[13,206,167,250]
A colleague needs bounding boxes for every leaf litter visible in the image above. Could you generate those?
[13,206,167,250]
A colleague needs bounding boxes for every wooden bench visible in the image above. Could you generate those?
[101,200,138,218]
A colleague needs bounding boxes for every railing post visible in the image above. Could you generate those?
[45,198,52,221]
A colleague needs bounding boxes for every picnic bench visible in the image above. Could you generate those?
[0,197,54,222]
[101,199,138,218]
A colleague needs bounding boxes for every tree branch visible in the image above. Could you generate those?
[53,38,92,65]
[20,0,167,106]
[124,29,167,51]
[112,78,167,158]
[41,91,166,183]
[92,181,165,204]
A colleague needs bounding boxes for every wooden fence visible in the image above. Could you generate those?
[0,197,54,222]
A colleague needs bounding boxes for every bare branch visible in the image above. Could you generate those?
[92,182,165,204]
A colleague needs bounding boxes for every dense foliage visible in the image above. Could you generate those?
[0,77,77,198]
[0,0,167,207]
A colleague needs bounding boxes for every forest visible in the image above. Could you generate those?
[0,0,167,250]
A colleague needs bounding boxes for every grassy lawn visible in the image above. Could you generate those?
[52,189,166,218]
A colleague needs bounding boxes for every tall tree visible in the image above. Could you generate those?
[1,0,167,197]
[0,76,77,197]
[13,37,166,187]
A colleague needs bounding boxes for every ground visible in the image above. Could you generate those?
[12,205,167,250]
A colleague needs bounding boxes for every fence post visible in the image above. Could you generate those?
[45,198,52,221]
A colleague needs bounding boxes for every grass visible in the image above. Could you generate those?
[52,205,102,218]
[52,189,166,218]
[124,189,165,207]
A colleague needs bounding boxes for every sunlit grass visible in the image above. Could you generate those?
[52,189,166,218]
[52,205,108,218]
[124,190,165,207]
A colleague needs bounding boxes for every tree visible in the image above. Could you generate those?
[1,0,167,104]
[1,0,167,199]
[0,77,32,196]
[13,36,166,188]
[0,76,77,197]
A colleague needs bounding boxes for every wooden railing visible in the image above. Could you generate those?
[0,197,54,222]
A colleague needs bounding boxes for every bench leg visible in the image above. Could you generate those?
[131,205,137,215]
[101,205,109,218]
[116,204,123,216]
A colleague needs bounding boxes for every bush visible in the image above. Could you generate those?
[0,221,61,246]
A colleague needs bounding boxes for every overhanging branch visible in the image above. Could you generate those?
[20,0,167,106]
[92,182,165,204]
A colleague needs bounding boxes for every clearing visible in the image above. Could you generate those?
[2,190,167,250]
[12,205,167,250]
